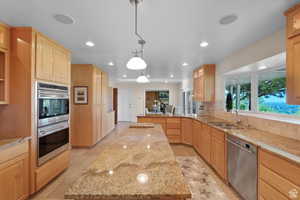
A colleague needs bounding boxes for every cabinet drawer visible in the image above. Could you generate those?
[260,179,289,200]
[35,150,70,191]
[211,128,225,141]
[167,129,181,136]
[151,118,166,124]
[260,164,300,199]
[260,149,300,186]
[167,135,181,143]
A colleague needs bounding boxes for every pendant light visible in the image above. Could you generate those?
[136,72,149,83]
[127,0,147,71]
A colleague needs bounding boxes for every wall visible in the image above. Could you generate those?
[215,29,286,110]
[114,82,181,122]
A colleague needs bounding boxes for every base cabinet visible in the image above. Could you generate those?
[200,124,211,163]
[259,149,300,200]
[210,128,226,180]
[0,141,29,200]
[181,118,193,145]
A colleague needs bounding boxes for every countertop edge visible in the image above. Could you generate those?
[0,136,31,152]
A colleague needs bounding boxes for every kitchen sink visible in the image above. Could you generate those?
[208,122,244,130]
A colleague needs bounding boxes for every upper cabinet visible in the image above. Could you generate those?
[0,23,9,50]
[193,64,215,102]
[36,34,70,85]
[0,23,10,104]
[285,4,300,105]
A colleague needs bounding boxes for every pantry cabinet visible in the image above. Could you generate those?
[285,4,300,105]
[36,34,70,85]
[193,64,215,102]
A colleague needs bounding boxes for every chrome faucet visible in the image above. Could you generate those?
[235,109,242,125]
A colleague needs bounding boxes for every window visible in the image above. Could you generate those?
[225,75,251,111]
[258,68,300,116]
[224,62,300,116]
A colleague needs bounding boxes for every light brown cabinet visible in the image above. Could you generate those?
[36,34,70,85]
[200,123,212,163]
[71,64,104,147]
[210,128,226,180]
[192,120,201,153]
[0,23,10,104]
[259,149,300,200]
[0,23,9,50]
[193,64,215,102]
[0,141,29,200]
[181,118,193,145]
[285,4,300,105]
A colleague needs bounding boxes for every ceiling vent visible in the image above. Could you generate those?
[53,14,75,24]
[219,14,238,25]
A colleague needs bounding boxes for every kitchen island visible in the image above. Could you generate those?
[65,124,191,200]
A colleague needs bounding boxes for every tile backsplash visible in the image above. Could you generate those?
[213,110,300,141]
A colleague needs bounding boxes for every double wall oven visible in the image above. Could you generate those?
[37,82,70,166]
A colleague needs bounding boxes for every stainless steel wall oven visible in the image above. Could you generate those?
[37,82,70,166]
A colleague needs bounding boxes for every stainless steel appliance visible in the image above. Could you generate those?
[37,82,70,166]
[37,121,69,166]
[38,82,69,127]
[227,135,257,200]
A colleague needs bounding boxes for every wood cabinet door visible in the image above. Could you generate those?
[0,24,9,50]
[287,35,300,105]
[53,47,70,84]
[201,124,211,163]
[36,35,53,81]
[181,118,193,145]
[192,121,201,153]
[287,8,300,39]
[211,136,226,180]
[0,155,29,200]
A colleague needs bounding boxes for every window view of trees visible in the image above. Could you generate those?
[258,75,300,116]
[225,66,300,116]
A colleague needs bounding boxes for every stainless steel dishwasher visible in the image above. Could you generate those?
[227,135,258,200]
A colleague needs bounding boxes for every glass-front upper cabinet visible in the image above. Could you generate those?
[285,7,300,38]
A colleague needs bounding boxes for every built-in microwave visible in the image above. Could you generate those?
[37,82,69,127]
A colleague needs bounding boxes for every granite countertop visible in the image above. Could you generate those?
[65,125,191,200]
[0,137,31,151]
[138,114,300,164]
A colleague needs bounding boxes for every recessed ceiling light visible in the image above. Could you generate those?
[258,65,267,70]
[170,74,174,78]
[108,62,114,66]
[219,14,238,25]
[53,14,75,24]
[85,41,95,47]
[200,41,209,47]
[122,74,127,78]
[146,74,150,78]
[182,62,188,66]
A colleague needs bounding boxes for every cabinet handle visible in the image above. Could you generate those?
[288,189,298,199]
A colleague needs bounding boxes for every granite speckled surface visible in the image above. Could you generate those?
[0,137,31,151]
[65,125,191,200]
[138,114,300,164]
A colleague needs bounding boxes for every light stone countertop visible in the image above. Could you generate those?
[0,137,31,151]
[65,125,191,200]
[138,114,300,164]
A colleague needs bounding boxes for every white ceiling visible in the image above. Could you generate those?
[0,0,299,83]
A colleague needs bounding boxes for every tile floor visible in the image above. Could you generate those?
[30,123,240,200]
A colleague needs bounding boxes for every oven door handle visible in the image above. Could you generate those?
[39,125,69,138]
[38,94,69,99]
